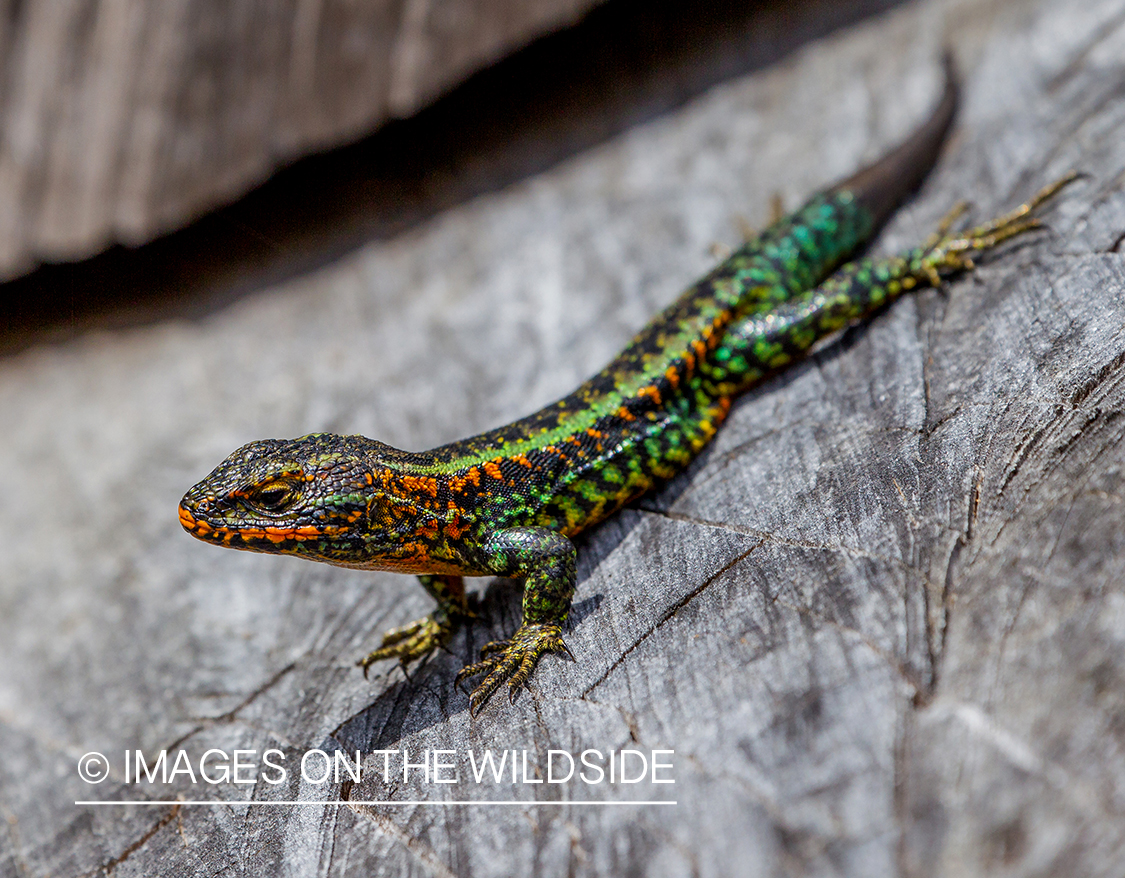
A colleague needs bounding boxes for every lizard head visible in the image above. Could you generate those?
[178,433,441,569]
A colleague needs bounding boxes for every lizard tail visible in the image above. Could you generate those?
[832,53,959,231]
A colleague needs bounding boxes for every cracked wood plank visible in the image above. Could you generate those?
[2,0,1125,875]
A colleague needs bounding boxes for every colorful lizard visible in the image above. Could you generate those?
[180,66,1073,714]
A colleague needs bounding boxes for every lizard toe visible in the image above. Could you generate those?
[458,623,572,715]
[357,613,452,672]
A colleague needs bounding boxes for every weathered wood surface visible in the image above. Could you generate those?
[0,0,601,280]
[3,0,1125,875]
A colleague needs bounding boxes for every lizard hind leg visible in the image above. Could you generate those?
[698,172,1081,401]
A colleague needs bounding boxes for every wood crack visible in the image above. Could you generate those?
[81,804,181,878]
[581,542,764,696]
[1070,347,1125,407]
[161,661,299,754]
[348,805,458,878]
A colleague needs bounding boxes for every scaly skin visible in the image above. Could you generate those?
[179,68,1074,715]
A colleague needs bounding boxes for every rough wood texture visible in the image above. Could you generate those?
[2,0,1125,875]
[0,0,600,279]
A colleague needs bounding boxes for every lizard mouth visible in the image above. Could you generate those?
[178,502,346,550]
[177,503,272,548]
[178,504,199,531]
[178,503,224,541]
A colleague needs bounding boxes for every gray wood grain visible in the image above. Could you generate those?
[0,0,600,280]
[2,0,1125,875]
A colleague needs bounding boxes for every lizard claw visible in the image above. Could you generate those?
[919,172,1080,284]
[455,623,572,716]
[357,613,452,675]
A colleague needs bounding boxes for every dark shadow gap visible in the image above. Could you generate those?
[0,0,906,356]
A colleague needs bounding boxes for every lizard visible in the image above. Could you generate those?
[179,64,1074,715]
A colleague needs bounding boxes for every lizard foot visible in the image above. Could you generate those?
[455,623,575,715]
[919,171,1080,285]
[357,613,452,676]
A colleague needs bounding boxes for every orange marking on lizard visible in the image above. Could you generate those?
[704,313,730,349]
[398,541,431,563]
[444,513,470,540]
[402,474,440,497]
[563,435,588,456]
[450,466,483,494]
[637,384,662,405]
[483,460,504,480]
[541,444,571,463]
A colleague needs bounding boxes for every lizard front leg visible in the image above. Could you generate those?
[357,574,469,674]
[455,527,577,715]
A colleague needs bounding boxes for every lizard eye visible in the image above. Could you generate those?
[248,480,298,511]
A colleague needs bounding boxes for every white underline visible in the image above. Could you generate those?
[75,800,676,807]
